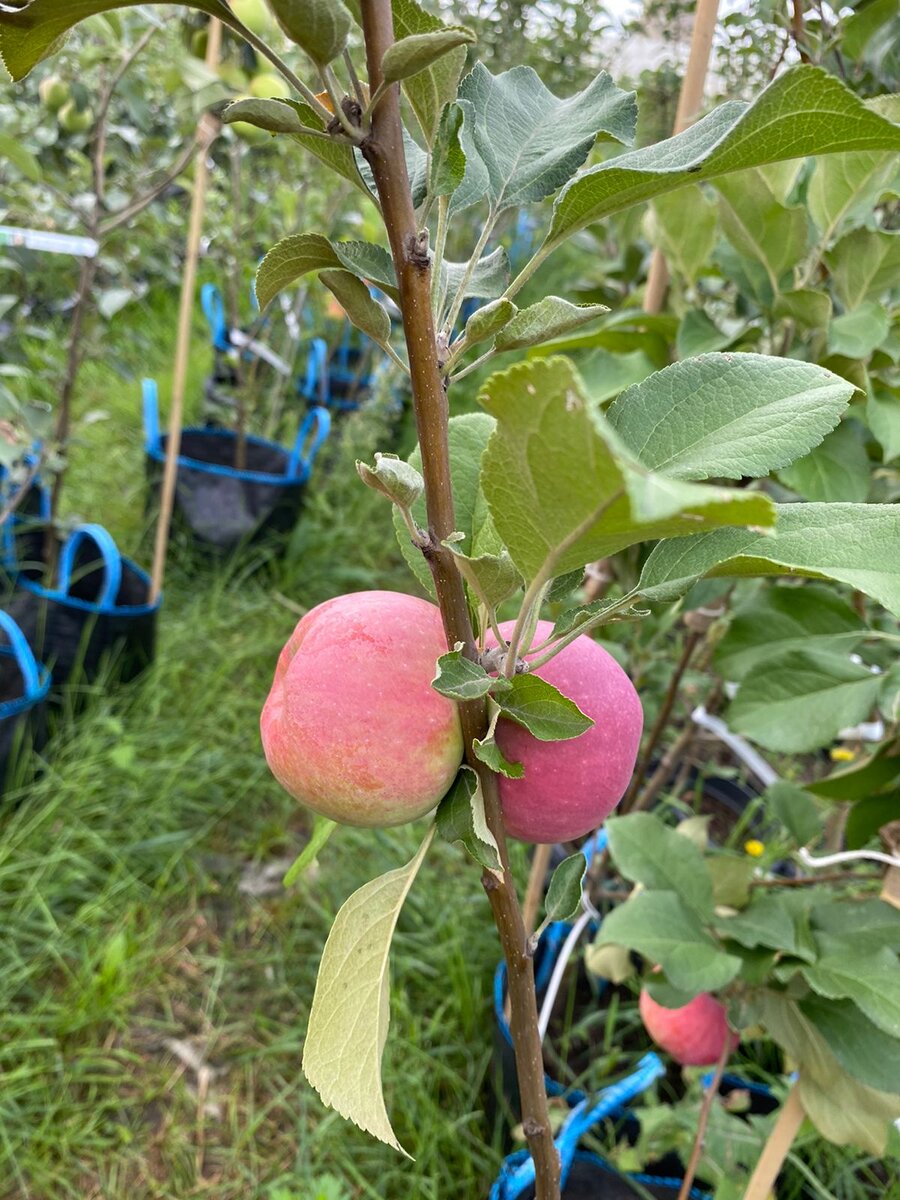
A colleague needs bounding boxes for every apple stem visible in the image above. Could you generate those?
[357,3,560,1196]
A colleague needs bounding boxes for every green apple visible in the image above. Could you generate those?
[39,75,69,112]
[58,100,93,135]
[230,0,274,36]
[248,72,291,99]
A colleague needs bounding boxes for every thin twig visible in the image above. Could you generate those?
[678,1037,731,1200]
[93,27,157,208]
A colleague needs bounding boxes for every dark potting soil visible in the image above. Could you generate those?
[173,431,289,474]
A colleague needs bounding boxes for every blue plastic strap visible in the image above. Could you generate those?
[0,610,42,700]
[288,405,331,479]
[337,323,353,370]
[202,283,230,352]
[57,524,123,611]
[142,378,161,452]
[302,337,329,404]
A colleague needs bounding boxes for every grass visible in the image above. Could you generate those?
[1,293,511,1199]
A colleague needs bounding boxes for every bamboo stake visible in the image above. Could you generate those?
[644,0,721,315]
[523,844,553,935]
[742,1083,806,1200]
[149,19,223,601]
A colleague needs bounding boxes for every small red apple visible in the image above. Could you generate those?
[261,591,464,827]
[487,620,643,843]
[639,989,739,1066]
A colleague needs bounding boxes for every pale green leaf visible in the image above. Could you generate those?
[255,234,398,310]
[443,540,522,610]
[447,98,490,216]
[706,857,755,909]
[497,673,593,742]
[0,132,41,181]
[607,353,855,481]
[270,0,351,66]
[595,890,742,994]
[319,270,391,348]
[802,948,900,1038]
[472,732,524,778]
[457,62,636,211]
[648,185,717,285]
[638,502,900,614]
[435,766,500,870]
[763,781,822,846]
[462,298,517,349]
[779,419,871,503]
[772,288,833,330]
[431,650,496,701]
[493,297,609,352]
[676,311,732,359]
[715,891,809,957]
[727,649,883,753]
[827,301,890,359]
[714,583,867,681]
[550,598,648,641]
[356,453,423,509]
[800,996,900,1095]
[440,246,510,302]
[302,827,434,1155]
[381,28,475,84]
[605,813,713,918]
[825,228,900,310]
[429,101,466,198]
[224,97,303,134]
[715,169,808,290]
[867,388,900,462]
[545,853,586,923]
[547,65,900,247]
[479,357,775,582]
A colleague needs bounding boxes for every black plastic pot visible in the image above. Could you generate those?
[0,465,51,585]
[4,523,159,693]
[142,379,331,554]
[0,610,50,791]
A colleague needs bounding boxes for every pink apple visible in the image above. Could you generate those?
[261,591,464,827]
[487,620,643,843]
[639,989,739,1066]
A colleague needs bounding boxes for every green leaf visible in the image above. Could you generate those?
[480,357,775,583]
[800,996,900,1095]
[302,827,434,1155]
[431,650,496,701]
[496,673,593,742]
[435,767,500,871]
[224,97,303,135]
[714,583,867,681]
[269,0,351,66]
[356,452,423,508]
[462,298,517,349]
[0,0,237,79]
[728,649,883,754]
[381,28,475,84]
[763,781,822,846]
[440,246,510,303]
[807,97,900,241]
[547,65,900,248]
[442,540,522,610]
[772,288,833,330]
[676,311,732,359]
[706,856,755,909]
[395,412,496,595]
[779,419,871,503]
[715,891,810,958]
[472,732,524,779]
[595,890,742,994]
[715,169,808,290]
[867,388,900,463]
[429,101,466,198]
[550,598,648,641]
[605,813,713,918]
[825,228,900,310]
[493,297,609,352]
[584,940,635,984]
[356,125,428,209]
[255,234,398,310]
[447,98,490,216]
[827,301,890,359]
[638,502,900,614]
[810,898,900,954]
[807,743,900,801]
[756,990,896,1155]
[318,270,392,348]
[457,62,636,211]
[845,794,900,850]
[283,818,338,886]
[607,353,855,481]
[544,853,586,923]
[648,185,717,285]
[802,948,900,1037]
[0,132,41,181]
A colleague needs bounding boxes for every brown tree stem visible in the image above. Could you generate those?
[358,4,560,1195]
[678,1038,730,1200]
[622,630,701,811]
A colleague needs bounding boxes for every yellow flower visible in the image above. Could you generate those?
[830,747,856,763]
[744,839,765,858]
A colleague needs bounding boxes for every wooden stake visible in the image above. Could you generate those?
[742,1082,806,1200]
[149,19,223,601]
[644,0,721,315]
[523,844,553,936]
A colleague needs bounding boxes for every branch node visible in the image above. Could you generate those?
[408,230,429,268]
